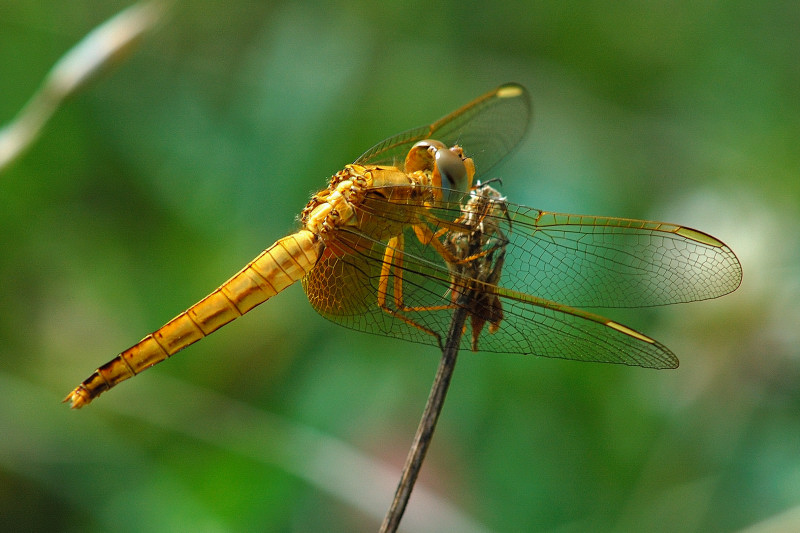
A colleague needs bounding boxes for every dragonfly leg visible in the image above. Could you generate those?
[377,234,456,348]
[412,224,462,264]
[376,219,508,345]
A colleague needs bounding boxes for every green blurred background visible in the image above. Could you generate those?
[1,1,798,531]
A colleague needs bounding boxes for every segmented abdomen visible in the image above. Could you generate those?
[64,229,321,408]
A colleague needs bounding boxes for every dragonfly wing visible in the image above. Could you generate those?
[355,83,531,179]
[487,287,678,368]
[501,205,743,308]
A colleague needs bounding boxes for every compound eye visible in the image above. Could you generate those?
[435,147,467,192]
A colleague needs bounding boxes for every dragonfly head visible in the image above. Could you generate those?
[405,140,475,200]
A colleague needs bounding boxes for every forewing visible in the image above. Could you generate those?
[501,205,743,308]
[355,83,531,178]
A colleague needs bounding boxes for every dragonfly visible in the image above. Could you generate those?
[64,83,742,408]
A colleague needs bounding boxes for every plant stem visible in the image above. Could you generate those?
[379,302,469,533]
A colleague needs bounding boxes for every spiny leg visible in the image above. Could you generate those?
[376,234,452,347]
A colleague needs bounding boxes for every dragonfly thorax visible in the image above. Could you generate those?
[301,163,439,241]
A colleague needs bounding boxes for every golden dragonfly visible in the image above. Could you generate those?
[65,83,742,408]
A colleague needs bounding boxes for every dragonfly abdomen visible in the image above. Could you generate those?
[64,230,322,408]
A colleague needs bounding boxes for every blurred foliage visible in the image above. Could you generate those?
[1,1,799,532]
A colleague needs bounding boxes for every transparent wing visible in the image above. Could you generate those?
[501,206,743,308]
[355,83,531,178]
